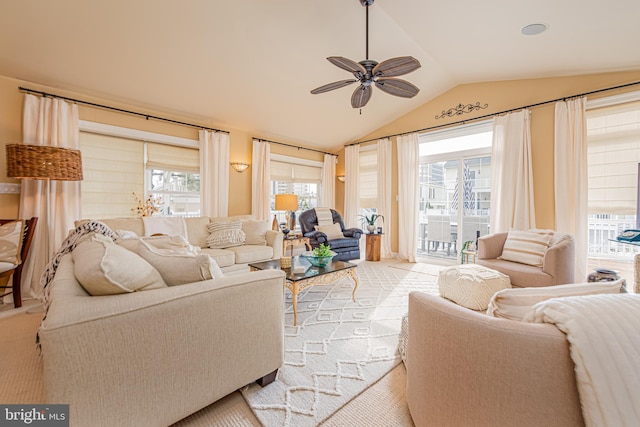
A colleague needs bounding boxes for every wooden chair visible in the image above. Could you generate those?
[0,217,38,308]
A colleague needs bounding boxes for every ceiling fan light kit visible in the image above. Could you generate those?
[311,0,421,109]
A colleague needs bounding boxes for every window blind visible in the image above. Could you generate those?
[146,143,199,172]
[587,100,640,214]
[270,160,321,183]
[80,132,144,219]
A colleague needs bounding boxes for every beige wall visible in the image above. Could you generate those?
[337,69,640,253]
[4,69,640,253]
[0,74,323,219]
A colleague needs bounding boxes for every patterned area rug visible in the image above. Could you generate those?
[241,261,440,427]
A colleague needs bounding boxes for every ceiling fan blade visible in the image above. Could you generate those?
[351,85,372,108]
[311,79,358,94]
[373,56,421,77]
[327,57,367,77]
[375,78,420,98]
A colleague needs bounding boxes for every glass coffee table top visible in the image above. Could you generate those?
[249,256,356,281]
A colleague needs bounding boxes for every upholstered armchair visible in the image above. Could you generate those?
[298,209,362,261]
[477,231,575,288]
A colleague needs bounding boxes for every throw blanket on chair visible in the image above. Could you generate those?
[525,294,640,427]
[315,207,333,226]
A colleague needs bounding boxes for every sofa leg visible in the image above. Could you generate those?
[256,369,278,387]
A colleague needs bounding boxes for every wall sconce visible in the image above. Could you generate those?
[337,175,346,183]
[230,162,250,173]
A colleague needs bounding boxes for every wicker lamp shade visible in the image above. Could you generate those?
[6,144,83,181]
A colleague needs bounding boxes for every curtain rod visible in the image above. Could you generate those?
[346,79,640,146]
[254,137,336,156]
[19,86,229,134]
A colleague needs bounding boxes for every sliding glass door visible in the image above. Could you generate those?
[417,122,492,260]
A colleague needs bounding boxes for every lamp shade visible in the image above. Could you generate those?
[275,194,298,211]
[6,144,83,181]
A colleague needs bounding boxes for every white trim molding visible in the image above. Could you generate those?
[0,182,21,194]
[79,120,198,148]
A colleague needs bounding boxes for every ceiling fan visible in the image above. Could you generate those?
[311,0,421,109]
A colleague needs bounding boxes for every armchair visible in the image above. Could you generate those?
[0,217,38,308]
[298,209,362,261]
[477,231,575,287]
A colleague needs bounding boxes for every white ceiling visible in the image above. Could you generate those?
[0,0,639,152]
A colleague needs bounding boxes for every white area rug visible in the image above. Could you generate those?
[241,261,440,426]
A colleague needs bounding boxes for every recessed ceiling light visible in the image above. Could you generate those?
[521,23,548,36]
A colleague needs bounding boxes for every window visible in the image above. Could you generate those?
[417,121,493,260]
[79,121,200,219]
[587,94,640,263]
[270,154,322,229]
[146,142,200,217]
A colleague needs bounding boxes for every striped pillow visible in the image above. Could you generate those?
[206,220,246,249]
[499,229,553,267]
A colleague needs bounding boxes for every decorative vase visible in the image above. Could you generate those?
[367,224,376,234]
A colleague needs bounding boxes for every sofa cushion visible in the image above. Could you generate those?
[315,223,344,240]
[499,229,553,267]
[72,233,167,296]
[206,220,246,249]
[119,238,223,286]
[184,216,211,247]
[242,220,270,245]
[486,280,625,321]
[228,245,273,264]
[198,248,236,268]
[0,220,24,264]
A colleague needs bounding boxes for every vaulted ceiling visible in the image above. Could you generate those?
[0,0,638,152]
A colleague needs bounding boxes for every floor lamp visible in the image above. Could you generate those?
[5,144,83,307]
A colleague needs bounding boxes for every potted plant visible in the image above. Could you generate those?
[301,243,336,267]
[358,214,384,234]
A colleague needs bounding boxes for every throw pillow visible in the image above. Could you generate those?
[499,229,553,267]
[242,220,270,246]
[315,223,344,241]
[0,220,24,264]
[123,238,223,286]
[206,220,246,249]
[486,280,625,321]
[72,233,167,296]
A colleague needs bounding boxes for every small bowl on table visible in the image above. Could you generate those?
[300,251,336,268]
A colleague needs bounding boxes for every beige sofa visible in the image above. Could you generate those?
[406,292,585,427]
[76,215,284,273]
[39,252,286,427]
[477,231,575,287]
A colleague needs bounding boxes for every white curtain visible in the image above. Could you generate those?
[19,94,80,299]
[199,130,230,217]
[321,153,336,207]
[396,133,419,262]
[490,109,536,232]
[344,145,360,229]
[251,139,271,220]
[555,97,588,282]
[377,138,393,258]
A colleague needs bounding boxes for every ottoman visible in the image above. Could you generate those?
[438,264,511,311]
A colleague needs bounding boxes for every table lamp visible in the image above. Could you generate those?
[274,194,298,236]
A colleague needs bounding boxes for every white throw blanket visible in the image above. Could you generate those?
[526,294,640,427]
[142,216,187,239]
[314,207,333,226]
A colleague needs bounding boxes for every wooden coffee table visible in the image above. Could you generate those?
[249,257,359,326]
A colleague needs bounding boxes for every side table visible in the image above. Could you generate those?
[365,233,383,261]
[283,236,311,256]
[461,249,477,264]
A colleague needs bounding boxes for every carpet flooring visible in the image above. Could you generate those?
[0,260,439,426]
